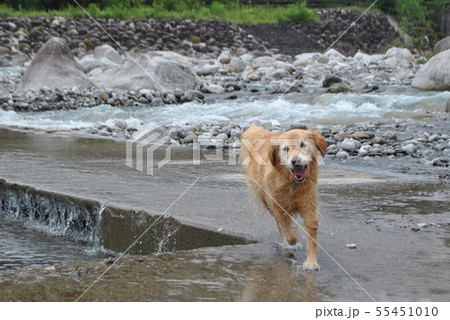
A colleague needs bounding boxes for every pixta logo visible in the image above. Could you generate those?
[126,126,239,175]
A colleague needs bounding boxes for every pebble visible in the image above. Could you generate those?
[402,143,418,155]
[341,138,360,153]
[346,244,357,249]
[336,151,349,160]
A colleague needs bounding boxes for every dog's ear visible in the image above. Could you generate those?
[310,131,327,156]
[270,144,279,167]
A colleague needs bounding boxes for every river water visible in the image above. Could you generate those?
[1,89,449,131]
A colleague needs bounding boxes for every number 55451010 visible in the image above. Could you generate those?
[376,307,438,317]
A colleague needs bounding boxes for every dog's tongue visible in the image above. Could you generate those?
[293,166,307,180]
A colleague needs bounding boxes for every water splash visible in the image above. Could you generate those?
[1,91,449,131]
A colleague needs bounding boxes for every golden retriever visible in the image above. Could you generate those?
[240,125,327,270]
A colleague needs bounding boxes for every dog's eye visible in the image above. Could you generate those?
[282,146,289,152]
[299,142,305,148]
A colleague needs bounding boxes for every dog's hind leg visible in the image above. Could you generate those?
[273,210,298,246]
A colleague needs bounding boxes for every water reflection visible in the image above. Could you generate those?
[241,259,319,301]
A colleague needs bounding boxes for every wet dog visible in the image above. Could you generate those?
[240,125,327,270]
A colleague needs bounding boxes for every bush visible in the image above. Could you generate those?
[376,0,398,15]
[210,1,226,17]
[153,0,179,12]
[277,2,319,24]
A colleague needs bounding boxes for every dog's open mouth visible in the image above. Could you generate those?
[291,165,307,182]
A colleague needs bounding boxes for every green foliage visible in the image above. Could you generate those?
[375,0,398,15]
[153,0,179,12]
[394,0,439,50]
[277,2,319,24]
[210,1,226,17]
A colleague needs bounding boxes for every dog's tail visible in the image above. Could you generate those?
[240,125,272,164]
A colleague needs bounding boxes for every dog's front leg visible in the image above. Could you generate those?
[302,219,320,271]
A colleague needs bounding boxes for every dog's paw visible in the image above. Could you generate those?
[282,241,303,251]
[302,260,320,271]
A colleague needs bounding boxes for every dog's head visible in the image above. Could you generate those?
[270,130,327,183]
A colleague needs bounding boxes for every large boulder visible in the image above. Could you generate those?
[93,44,123,64]
[383,47,415,66]
[434,36,450,53]
[412,49,450,91]
[95,51,201,92]
[22,37,93,91]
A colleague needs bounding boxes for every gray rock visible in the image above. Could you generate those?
[95,51,200,92]
[0,46,11,55]
[368,145,383,156]
[294,52,320,67]
[434,36,450,53]
[230,128,242,138]
[202,83,225,94]
[228,57,247,73]
[384,47,415,66]
[94,44,123,65]
[145,92,154,102]
[182,134,197,144]
[372,136,387,144]
[78,55,104,73]
[198,133,214,145]
[22,37,94,91]
[358,145,370,157]
[428,134,441,143]
[218,51,232,64]
[114,120,127,130]
[267,69,287,79]
[431,157,449,167]
[50,17,66,28]
[87,67,103,77]
[317,55,329,64]
[289,123,307,130]
[327,145,338,155]
[383,130,397,140]
[240,53,254,66]
[402,143,418,155]
[252,56,276,68]
[412,49,450,91]
[195,63,220,76]
[341,138,360,153]
[327,83,352,93]
[335,151,349,159]
[151,98,165,107]
[215,133,228,141]
[183,90,205,102]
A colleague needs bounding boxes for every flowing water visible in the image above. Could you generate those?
[1,90,449,131]
[0,217,111,270]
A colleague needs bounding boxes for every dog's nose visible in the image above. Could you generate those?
[291,157,299,166]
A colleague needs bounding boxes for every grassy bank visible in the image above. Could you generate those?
[0,2,319,25]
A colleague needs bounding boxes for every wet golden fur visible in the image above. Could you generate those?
[240,125,327,270]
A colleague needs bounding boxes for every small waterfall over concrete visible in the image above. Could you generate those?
[0,179,251,257]
[0,179,102,244]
